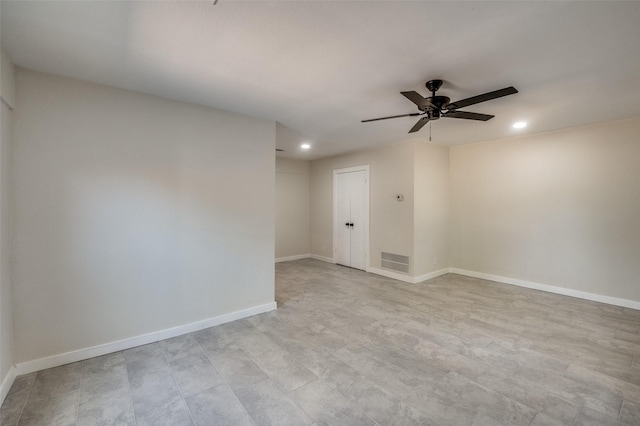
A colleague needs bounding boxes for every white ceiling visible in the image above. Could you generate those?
[2,1,640,160]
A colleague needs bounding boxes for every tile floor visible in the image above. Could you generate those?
[1,258,640,425]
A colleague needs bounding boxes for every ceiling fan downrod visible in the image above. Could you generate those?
[426,79,443,97]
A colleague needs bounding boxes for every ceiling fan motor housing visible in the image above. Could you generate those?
[421,96,450,119]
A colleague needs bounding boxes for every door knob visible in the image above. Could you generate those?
[349,223,354,227]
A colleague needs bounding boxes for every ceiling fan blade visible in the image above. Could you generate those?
[362,112,421,123]
[409,116,430,133]
[443,111,494,121]
[401,91,428,107]
[445,86,518,110]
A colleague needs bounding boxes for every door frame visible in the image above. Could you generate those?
[333,165,370,269]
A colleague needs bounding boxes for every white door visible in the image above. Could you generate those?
[334,168,368,270]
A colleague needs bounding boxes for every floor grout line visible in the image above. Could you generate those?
[4,259,639,425]
[123,350,140,426]
[618,399,625,421]
[193,330,258,426]
[14,373,36,425]
[161,340,198,426]
[571,401,584,426]
[74,360,85,424]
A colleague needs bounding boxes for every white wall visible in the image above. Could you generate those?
[0,47,16,393]
[310,141,415,271]
[7,65,639,376]
[413,142,450,277]
[306,116,640,305]
[309,139,451,280]
[12,69,276,364]
[450,116,640,302]
[275,158,310,260]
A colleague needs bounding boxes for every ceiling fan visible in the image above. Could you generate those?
[362,80,518,133]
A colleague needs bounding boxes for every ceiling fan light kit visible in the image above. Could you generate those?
[363,80,518,134]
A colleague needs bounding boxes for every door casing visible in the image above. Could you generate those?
[333,165,370,270]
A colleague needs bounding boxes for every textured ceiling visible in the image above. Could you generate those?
[2,1,640,160]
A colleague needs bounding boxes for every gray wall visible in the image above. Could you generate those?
[0,47,15,387]
[309,139,451,279]
[12,69,276,364]
[309,118,640,305]
[275,158,310,259]
[6,62,640,375]
[413,142,450,277]
[310,140,416,271]
[450,116,640,302]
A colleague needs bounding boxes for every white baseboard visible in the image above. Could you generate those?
[310,254,335,263]
[0,366,16,405]
[367,267,414,284]
[279,256,447,285]
[414,268,450,283]
[449,268,640,310]
[275,254,310,263]
[14,302,277,376]
[368,267,449,284]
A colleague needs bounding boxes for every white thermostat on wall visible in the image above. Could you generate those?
[396,194,404,201]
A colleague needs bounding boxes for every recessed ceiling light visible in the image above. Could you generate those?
[513,121,527,129]
[300,143,311,150]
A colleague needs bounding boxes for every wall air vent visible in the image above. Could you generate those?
[381,252,410,274]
